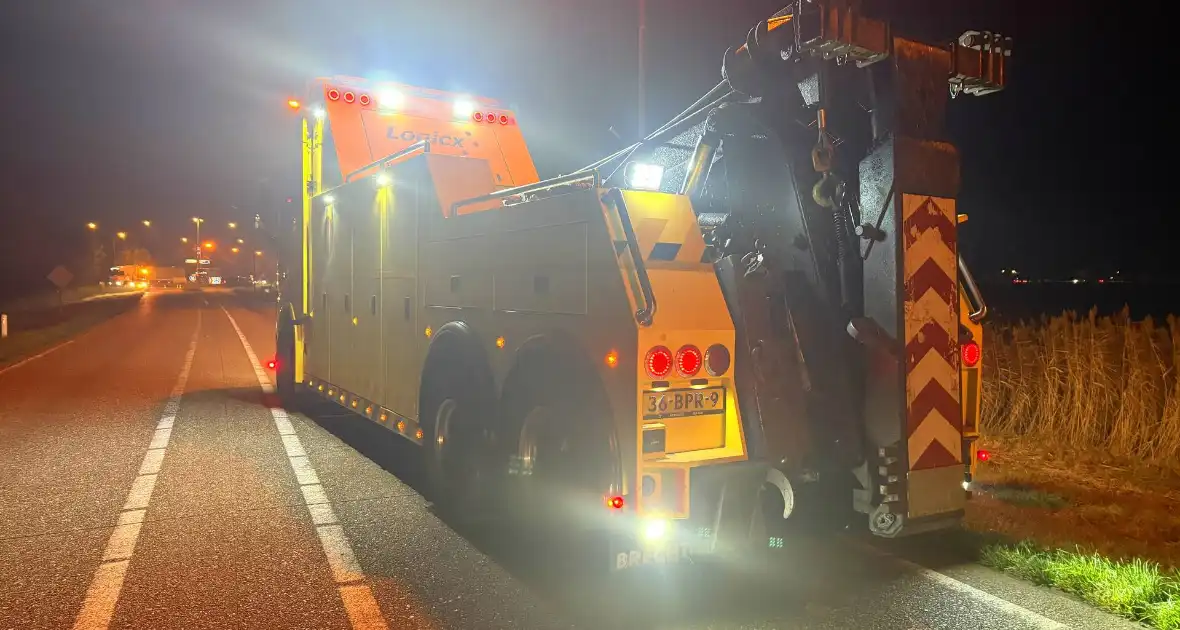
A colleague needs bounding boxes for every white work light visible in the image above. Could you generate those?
[375,172,392,187]
[452,99,475,119]
[625,162,664,191]
[377,88,404,111]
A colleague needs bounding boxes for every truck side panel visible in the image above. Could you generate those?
[353,192,383,403]
[327,206,355,395]
[379,171,422,420]
[307,203,331,381]
[382,276,419,419]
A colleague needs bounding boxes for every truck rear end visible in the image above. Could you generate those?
[584,2,1009,539]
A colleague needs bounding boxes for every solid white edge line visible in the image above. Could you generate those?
[0,292,151,377]
[0,338,76,376]
[221,307,390,630]
[859,545,1070,629]
[72,314,200,630]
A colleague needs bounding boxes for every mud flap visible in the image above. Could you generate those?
[700,462,789,561]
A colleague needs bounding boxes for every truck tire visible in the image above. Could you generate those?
[498,368,616,536]
[275,306,298,405]
[419,377,486,514]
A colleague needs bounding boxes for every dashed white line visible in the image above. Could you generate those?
[222,307,390,630]
[860,545,1070,629]
[72,316,200,630]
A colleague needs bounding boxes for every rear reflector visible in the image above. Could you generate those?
[705,344,730,376]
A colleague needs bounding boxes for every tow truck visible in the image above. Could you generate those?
[273,0,1003,571]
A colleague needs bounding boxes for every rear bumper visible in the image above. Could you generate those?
[610,460,777,572]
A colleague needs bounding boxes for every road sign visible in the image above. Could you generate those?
[47,265,74,289]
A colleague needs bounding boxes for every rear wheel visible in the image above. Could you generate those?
[498,370,618,576]
[275,307,298,404]
[420,379,488,516]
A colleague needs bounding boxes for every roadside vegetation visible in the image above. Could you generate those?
[0,289,141,368]
[970,308,1180,627]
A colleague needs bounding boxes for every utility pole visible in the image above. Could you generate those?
[638,0,646,139]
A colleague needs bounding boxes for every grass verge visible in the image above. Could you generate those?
[980,541,1180,629]
[0,295,140,368]
[963,436,1180,628]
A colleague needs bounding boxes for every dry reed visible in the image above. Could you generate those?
[982,308,1180,466]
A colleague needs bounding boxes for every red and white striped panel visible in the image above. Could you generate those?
[902,194,962,471]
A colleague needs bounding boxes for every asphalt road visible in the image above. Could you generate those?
[0,290,1141,630]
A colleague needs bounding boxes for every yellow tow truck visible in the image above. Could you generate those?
[273,0,1005,569]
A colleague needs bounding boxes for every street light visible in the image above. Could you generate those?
[228,222,237,229]
[142,220,151,227]
[113,232,127,266]
[181,237,188,243]
[192,217,204,258]
[231,247,240,254]
[87,222,97,230]
[237,238,244,244]
[204,241,215,251]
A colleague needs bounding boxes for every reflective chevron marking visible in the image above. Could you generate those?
[907,409,962,469]
[902,194,962,472]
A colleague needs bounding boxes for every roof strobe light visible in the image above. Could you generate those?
[377,88,404,110]
[453,99,475,119]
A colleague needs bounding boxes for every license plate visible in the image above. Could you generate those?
[612,542,694,571]
[643,386,724,420]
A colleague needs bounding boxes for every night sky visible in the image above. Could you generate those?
[0,0,1163,300]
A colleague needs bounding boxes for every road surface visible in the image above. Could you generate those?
[0,290,1138,630]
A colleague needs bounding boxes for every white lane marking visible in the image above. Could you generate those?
[73,316,200,630]
[222,307,390,630]
[275,414,296,435]
[281,434,307,457]
[121,475,158,511]
[317,524,366,584]
[137,449,166,475]
[0,338,76,376]
[147,428,171,450]
[862,545,1070,629]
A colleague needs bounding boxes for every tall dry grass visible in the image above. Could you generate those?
[982,308,1180,466]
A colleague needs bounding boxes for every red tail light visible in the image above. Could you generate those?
[266,358,278,370]
[343,91,355,103]
[499,114,509,125]
[473,112,484,122]
[977,449,991,462]
[327,88,340,101]
[705,344,730,376]
[358,93,371,106]
[675,345,702,377]
[486,111,496,123]
[645,346,673,378]
[962,341,981,368]
[606,496,625,509]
